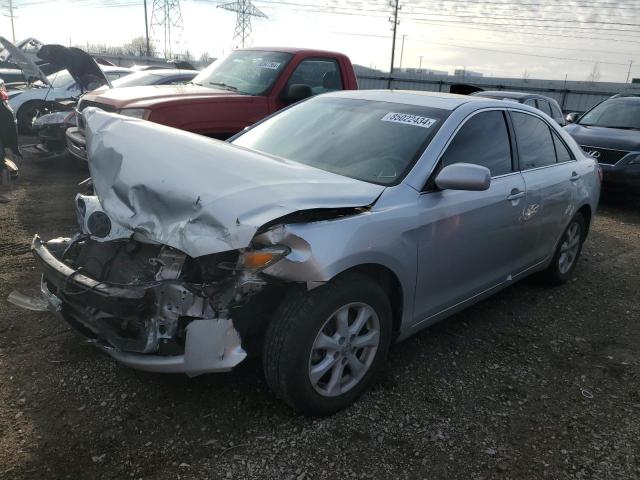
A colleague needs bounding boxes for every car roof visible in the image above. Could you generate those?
[102,65,132,73]
[474,91,535,100]
[136,68,198,76]
[238,46,348,58]
[322,89,493,111]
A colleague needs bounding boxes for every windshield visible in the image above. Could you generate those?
[579,98,640,130]
[232,96,449,185]
[46,70,75,88]
[192,50,292,95]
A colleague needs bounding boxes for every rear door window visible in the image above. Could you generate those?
[552,133,574,163]
[511,111,557,170]
[536,100,553,117]
[286,58,343,95]
[441,110,512,177]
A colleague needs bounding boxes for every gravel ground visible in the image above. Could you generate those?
[1,145,639,480]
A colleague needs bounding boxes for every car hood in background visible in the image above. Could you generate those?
[565,123,640,152]
[81,84,241,108]
[0,36,49,85]
[37,44,110,92]
[84,108,385,257]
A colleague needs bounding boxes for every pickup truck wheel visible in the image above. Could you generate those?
[543,213,586,285]
[17,101,46,133]
[263,273,392,416]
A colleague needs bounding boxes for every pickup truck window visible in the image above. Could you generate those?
[192,50,293,96]
[286,58,343,95]
[232,96,450,186]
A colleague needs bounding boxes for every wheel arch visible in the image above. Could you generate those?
[331,263,405,337]
[577,203,593,236]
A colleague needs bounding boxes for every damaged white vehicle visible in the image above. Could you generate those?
[12,91,600,415]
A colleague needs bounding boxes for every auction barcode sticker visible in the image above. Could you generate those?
[256,61,281,70]
[381,112,437,129]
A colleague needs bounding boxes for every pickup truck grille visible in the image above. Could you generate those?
[580,145,629,165]
[76,100,118,130]
[77,99,118,113]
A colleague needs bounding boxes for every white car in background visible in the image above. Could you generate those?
[8,65,131,131]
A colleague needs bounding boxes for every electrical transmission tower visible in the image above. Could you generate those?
[151,0,184,59]
[217,0,267,49]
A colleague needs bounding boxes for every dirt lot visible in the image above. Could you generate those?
[1,146,639,480]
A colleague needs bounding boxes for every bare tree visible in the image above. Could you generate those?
[122,37,157,57]
[586,63,601,83]
[522,69,531,81]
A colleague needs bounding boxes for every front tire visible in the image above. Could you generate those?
[543,213,586,285]
[17,101,47,134]
[263,273,392,416]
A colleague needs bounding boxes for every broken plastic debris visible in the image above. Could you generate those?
[7,290,48,311]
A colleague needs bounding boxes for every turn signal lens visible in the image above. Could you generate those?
[240,247,289,270]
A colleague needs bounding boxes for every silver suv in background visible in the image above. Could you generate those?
[472,91,566,126]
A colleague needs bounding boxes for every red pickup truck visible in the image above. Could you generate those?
[67,47,358,161]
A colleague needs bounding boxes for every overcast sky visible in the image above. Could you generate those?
[2,0,639,82]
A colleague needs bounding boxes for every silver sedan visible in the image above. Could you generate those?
[13,90,601,415]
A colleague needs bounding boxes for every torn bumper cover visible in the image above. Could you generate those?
[26,235,246,376]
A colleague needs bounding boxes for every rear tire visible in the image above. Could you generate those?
[263,272,392,416]
[543,213,586,285]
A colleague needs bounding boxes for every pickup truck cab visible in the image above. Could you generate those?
[67,47,358,161]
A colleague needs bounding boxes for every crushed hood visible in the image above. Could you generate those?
[0,36,49,85]
[84,108,385,257]
[37,44,110,92]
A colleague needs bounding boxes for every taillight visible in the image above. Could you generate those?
[597,166,603,182]
[0,89,8,102]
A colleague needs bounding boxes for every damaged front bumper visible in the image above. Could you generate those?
[13,236,247,376]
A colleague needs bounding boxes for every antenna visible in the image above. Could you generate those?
[151,0,184,59]
[217,0,267,48]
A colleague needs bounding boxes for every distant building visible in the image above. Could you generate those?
[454,69,483,78]
[400,67,448,76]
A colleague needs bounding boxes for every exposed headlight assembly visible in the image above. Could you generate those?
[118,108,151,120]
[239,246,290,271]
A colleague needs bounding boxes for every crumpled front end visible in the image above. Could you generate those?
[9,109,384,376]
[14,234,261,376]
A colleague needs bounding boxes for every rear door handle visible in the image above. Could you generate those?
[507,190,526,201]
[570,172,580,182]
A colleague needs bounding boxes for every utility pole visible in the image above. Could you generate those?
[419,55,423,69]
[626,60,634,83]
[144,0,151,57]
[399,34,406,70]
[218,0,267,48]
[4,0,16,43]
[388,0,399,89]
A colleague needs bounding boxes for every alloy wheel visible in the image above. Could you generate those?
[558,222,581,274]
[308,302,380,397]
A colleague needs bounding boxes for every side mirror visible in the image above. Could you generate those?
[565,112,580,124]
[282,84,312,104]
[435,163,491,191]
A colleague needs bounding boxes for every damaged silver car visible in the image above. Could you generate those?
[11,91,601,415]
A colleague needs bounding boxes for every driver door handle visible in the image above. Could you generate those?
[570,171,580,182]
[507,189,525,201]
